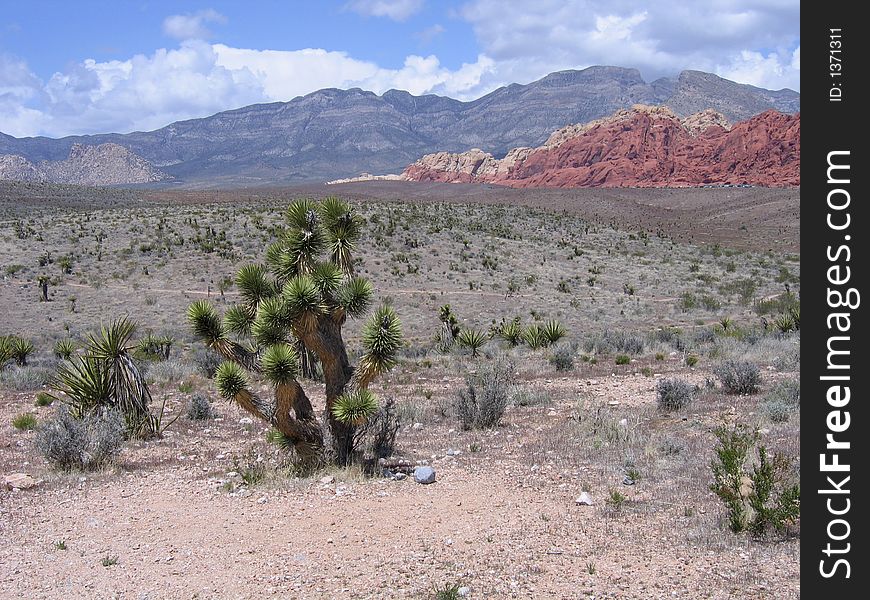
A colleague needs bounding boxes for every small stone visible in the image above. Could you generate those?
[622,476,635,486]
[392,472,407,481]
[619,418,628,428]
[458,587,471,597]
[239,417,254,425]
[257,497,267,504]
[547,410,557,416]
[320,475,335,484]
[3,473,36,490]
[575,492,593,506]
[327,538,334,544]
[759,428,770,435]
[608,400,620,406]
[414,466,436,484]
[446,449,462,456]
[444,538,453,546]
[412,422,424,430]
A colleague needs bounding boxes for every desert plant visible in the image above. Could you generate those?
[714,360,761,395]
[656,378,696,411]
[53,339,75,360]
[455,359,514,430]
[497,318,525,347]
[523,324,547,350]
[761,379,800,423]
[49,318,160,438]
[34,406,125,471]
[0,336,13,365]
[187,394,215,420]
[709,424,800,535]
[437,304,461,348]
[192,348,222,378]
[187,198,402,466]
[12,412,38,431]
[549,344,575,372]
[11,337,35,366]
[457,328,486,357]
[614,354,631,365]
[35,391,54,406]
[541,320,567,345]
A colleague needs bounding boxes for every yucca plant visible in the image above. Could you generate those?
[0,336,14,365]
[457,328,487,357]
[54,338,75,360]
[524,324,547,350]
[50,318,160,438]
[11,336,35,366]
[498,319,525,347]
[187,198,403,466]
[541,320,567,346]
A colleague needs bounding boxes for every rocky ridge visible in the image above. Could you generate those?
[0,143,171,186]
[401,106,799,188]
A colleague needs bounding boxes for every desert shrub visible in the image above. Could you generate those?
[12,412,38,430]
[53,339,75,360]
[186,394,215,420]
[0,364,55,391]
[584,329,644,355]
[34,406,125,471]
[134,333,173,361]
[614,354,630,365]
[541,320,567,345]
[685,355,699,367]
[3,336,35,366]
[145,359,195,384]
[457,328,486,357]
[714,360,761,395]
[694,328,716,344]
[511,386,551,407]
[548,343,575,372]
[709,424,800,535]
[656,378,696,411]
[523,324,547,350]
[360,398,401,463]
[650,327,685,352]
[497,318,524,347]
[761,379,800,423]
[455,359,514,429]
[192,348,223,378]
[35,391,55,406]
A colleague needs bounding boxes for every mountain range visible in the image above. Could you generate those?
[0,66,799,187]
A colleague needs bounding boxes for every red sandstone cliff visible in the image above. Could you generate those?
[401,106,799,188]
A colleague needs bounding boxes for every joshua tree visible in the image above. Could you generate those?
[187,198,402,467]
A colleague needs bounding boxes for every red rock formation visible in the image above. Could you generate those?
[402,107,799,188]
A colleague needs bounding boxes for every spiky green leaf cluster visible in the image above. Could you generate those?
[53,338,76,360]
[215,361,249,399]
[332,389,378,425]
[261,343,299,385]
[359,305,402,379]
[524,325,547,350]
[52,356,111,418]
[541,320,567,345]
[457,328,486,357]
[187,300,225,343]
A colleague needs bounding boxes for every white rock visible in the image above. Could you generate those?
[412,422,424,430]
[320,475,335,484]
[257,497,267,504]
[239,417,254,425]
[458,586,471,597]
[619,418,628,427]
[3,473,37,490]
[576,492,594,506]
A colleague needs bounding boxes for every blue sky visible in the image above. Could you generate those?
[1,0,800,138]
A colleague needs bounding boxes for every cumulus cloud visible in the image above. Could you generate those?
[162,9,227,40]
[345,0,425,21]
[459,0,800,91]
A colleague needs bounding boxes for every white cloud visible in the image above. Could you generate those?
[459,0,800,91]
[345,0,425,21]
[415,23,445,45]
[162,9,227,40]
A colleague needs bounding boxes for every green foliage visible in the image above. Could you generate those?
[709,424,800,535]
[686,354,699,367]
[614,354,631,365]
[35,392,55,407]
[457,327,486,357]
[215,361,249,399]
[332,389,378,426]
[261,343,299,385]
[12,412,37,430]
[53,338,75,360]
[761,379,800,422]
[186,394,214,420]
[432,583,463,600]
[10,337,35,366]
[549,344,575,372]
[496,318,524,347]
[541,320,567,345]
[523,324,547,350]
[51,318,160,438]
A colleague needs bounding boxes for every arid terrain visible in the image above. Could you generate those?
[1,181,800,599]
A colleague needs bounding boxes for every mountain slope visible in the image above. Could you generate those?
[0,66,799,185]
[402,106,800,188]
